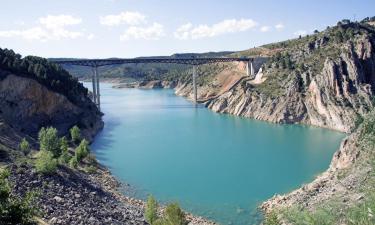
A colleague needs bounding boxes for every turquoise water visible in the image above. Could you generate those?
[88,82,346,225]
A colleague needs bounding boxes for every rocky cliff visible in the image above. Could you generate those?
[176,22,375,133]
[0,58,103,148]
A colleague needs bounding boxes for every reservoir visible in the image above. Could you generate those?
[88,82,346,225]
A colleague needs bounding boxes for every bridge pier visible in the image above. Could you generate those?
[95,65,100,111]
[91,67,97,104]
[192,65,197,104]
[91,65,101,111]
[246,60,255,78]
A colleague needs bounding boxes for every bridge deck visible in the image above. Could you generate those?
[50,57,252,67]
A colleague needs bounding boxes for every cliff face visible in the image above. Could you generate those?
[0,72,103,146]
[176,24,375,133]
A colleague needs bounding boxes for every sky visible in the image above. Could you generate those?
[0,0,374,58]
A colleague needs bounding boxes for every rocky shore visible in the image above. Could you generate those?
[8,160,216,225]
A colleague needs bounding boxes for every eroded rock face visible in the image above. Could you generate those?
[0,73,103,143]
[189,37,375,133]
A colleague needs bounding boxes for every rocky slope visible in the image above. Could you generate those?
[0,70,103,147]
[176,22,375,133]
[170,20,375,224]
[260,108,375,224]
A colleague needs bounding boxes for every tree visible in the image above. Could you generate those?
[145,195,159,224]
[163,203,188,225]
[35,151,57,174]
[69,157,78,168]
[38,127,61,158]
[70,125,81,144]
[0,169,38,224]
[58,137,71,164]
[75,139,90,162]
[19,138,30,156]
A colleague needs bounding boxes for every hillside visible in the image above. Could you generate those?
[0,47,103,147]
[195,20,375,133]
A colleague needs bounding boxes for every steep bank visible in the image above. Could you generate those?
[171,20,375,224]
[261,109,375,224]
[0,73,103,145]
[176,22,375,133]
[0,49,103,146]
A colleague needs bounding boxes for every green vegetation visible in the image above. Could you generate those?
[74,139,90,162]
[58,137,71,164]
[69,157,78,168]
[19,138,30,156]
[0,168,38,224]
[34,126,92,173]
[35,150,57,174]
[263,211,281,225]
[0,48,88,104]
[70,125,81,144]
[145,196,187,225]
[145,195,159,224]
[38,127,61,158]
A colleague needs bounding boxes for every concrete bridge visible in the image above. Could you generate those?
[50,57,256,110]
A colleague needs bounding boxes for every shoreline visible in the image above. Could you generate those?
[85,80,217,225]
[90,79,348,224]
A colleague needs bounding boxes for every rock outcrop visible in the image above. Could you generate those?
[0,71,103,145]
[177,29,375,133]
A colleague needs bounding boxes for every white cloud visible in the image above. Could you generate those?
[260,26,271,32]
[0,15,85,41]
[275,23,285,30]
[87,34,95,40]
[39,15,82,30]
[174,19,258,40]
[173,23,193,40]
[120,23,165,41]
[294,30,308,36]
[100,11,146,26]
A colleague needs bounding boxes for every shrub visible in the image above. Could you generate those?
[0,168,38,224]
[145,195,159,224]
[75,139,90,162]
[19,138,30,156]
[38,127,61,157]
[86,153,97,165]
[69,157,78,168]
[163,203,188,225]
[84,165,97,174]
[58,137,71,164]
[264,211,281,225]
[35,151,57,174]
[70,125,81,144]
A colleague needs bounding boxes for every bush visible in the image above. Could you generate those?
[70,125,81,144]
[38,127,61,157]
[145,195,159,224]
[84,165,97,174]
[19,138,30,156]
[58,137,71,164]
[35,151,57,174]
[163,203,188,225]
[0,169,38,224]
[264,211,281,225]
[69,157,78,168]
[75,139,90,162]
[86,154,97,165]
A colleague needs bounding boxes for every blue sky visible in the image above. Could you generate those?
[0,0,374,58]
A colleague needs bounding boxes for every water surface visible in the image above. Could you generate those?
[88,82,345,225]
